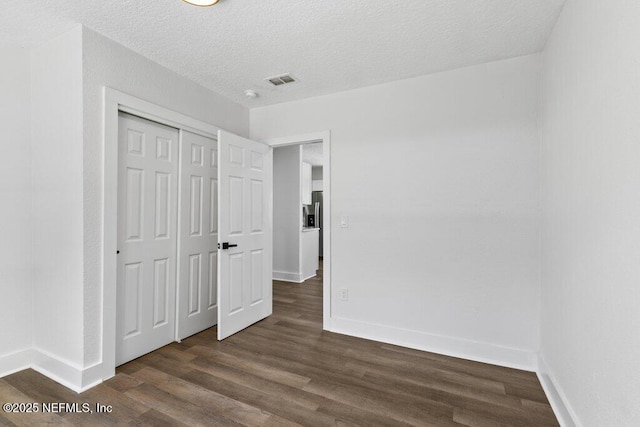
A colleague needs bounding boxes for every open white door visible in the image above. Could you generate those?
[217,130,273,340]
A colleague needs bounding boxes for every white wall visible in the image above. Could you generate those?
[31,27,85,371]
[312,166,323,180]
[273,145,302,280]
[252,54,542,368]
[0,42,32,373]
[539,0,640,425]
[0,25,250,389]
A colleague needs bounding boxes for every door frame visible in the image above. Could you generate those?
[102,87,222,380]
[262,132,332,331]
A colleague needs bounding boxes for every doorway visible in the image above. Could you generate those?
[265,132,332,331]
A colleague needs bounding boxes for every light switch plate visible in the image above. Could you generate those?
[340,216,349,228]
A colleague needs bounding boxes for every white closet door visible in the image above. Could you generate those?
[217,130,273,340]
[116,113,179,366]
[176,131,218,340]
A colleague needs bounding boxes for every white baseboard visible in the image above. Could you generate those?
[537,354,580,427]
[273,270,304,283]
[301,272,317,282]
[328,316,537,371]
[28,349,103,393]
[0,348,33,378]
[80,361,106,391]
[1,348,103,393]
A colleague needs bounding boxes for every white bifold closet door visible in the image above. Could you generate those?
[116,113,179,366]
[176,131,218,340]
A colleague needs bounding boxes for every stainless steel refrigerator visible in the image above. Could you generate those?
[312,191,323,256]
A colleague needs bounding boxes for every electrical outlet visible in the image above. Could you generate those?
[339,288,349,301]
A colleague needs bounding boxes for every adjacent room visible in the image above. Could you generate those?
[0,1,638,426]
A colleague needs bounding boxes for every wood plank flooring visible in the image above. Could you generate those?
[0,263,558,426]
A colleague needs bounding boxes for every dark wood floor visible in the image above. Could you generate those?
[0,263,557,426]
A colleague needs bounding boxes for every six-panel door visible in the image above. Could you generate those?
[217,130,273,340]
[176,131,218,340]
[116,113,179,365]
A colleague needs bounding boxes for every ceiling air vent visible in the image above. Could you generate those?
[266,73,297,87]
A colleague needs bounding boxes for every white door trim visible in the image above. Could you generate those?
[261,132,332,331]
[102,87,222,381]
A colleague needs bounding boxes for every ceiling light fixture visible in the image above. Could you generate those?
[244,90,258,99]
[182,0,220,7]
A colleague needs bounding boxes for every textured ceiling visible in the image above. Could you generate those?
[0,0,565,108]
